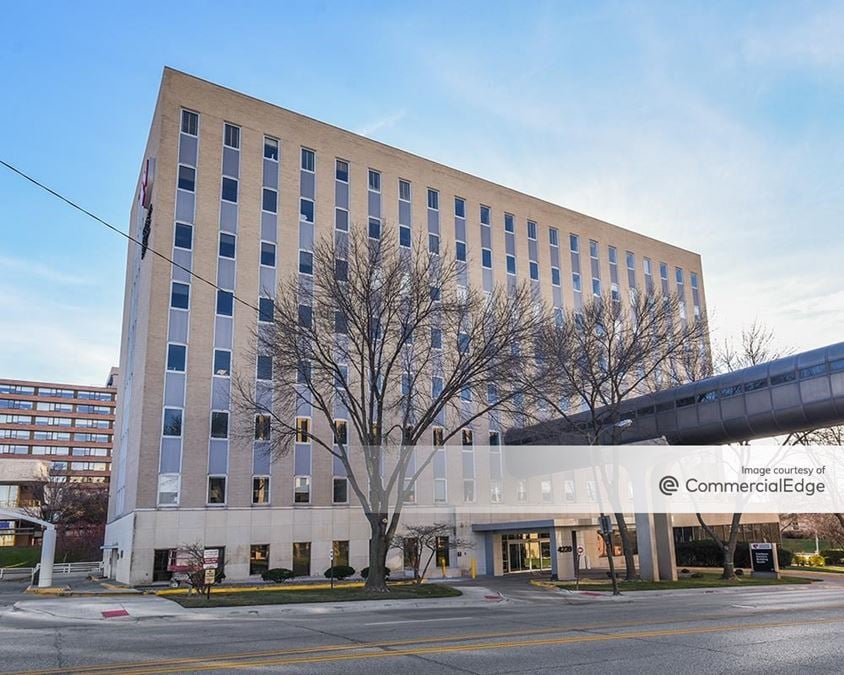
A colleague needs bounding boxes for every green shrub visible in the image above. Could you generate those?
[821,549,844,566]
[794,553,826,567]
[360,566,391,580]
[324,565,355,580]
[262,568,295,583]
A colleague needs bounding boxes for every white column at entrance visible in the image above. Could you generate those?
[38,525,56,588]
[635,512,660,582]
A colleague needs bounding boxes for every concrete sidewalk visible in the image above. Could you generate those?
[8,584,505,622]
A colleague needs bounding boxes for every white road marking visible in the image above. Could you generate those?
[364,616,474,626]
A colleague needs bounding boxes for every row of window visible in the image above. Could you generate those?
[0,430,110,442]
[0,385,113,401]
[0,414,112,428]
[0,400,112,414]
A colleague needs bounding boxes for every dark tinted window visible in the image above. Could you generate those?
[264,138,278,160]
[177,165,195,192]
[300,198,314,222]
[174,223,192,249]
[262,188,277,213]
[258,298,274,323]
[455,197,465,218]
[299,251,313,275]
[211,412,229,438]
[257,355,273,381]
[224,123,240,149]
[335,160,349,182]
[456,241,467,262]
[222,177,238,202]
[213,350,231,376]
[170,282,189,309]
[368,218,381,239]
[399,225,411,248]
[163,408,182,436]
[181,110,198,135]
[219,233,236,258]
[216,290,233,316]
[167,344,186,372]
[260,242,276,267]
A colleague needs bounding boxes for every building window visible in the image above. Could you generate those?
[456,241,467,262]
[549,228,559,247]
[294,476,311,504]
[691,272,699,289]
[368,217,381,239]
[262,188,277,213]
[163,408,182,437]
[256,355,272,381]
[462,429,473,446]
[626,252,635,270]
[551,267,561,286]
[399,225,411,248]
[430,327,442,349]
[249,544,269,576]
[211,412,229,439]
[223,123,240,149]
[504,213,514,233]
[177,165,195,192]
[434,478,447,503]
[216,290,233,317]
[609,246,618,265]
[260,242,276,267]
[333,477,348,504]
[174,223,192,250]
[527,220,537,240]
[335,207,349,231]
[218,233,236,258]
[399,179,411,201]
[643,257,652,275]
[569,234,579,253]
[427,188,439,210]
[481,248,492,269]
[332,540,350,566]
[454,197,465,218]
[529,261,539,280]
[428,233,440,255]
[300,198,314,223]
[264,137,278,161]
[167,344,186,372]
[334,419,348,445]
[181,110,198,136]
[292,542,311,576]
[221,177,238,203]
[299,250,314,275]
[296,417,310,443]
[170,282,189,310]
[463,480,475,503]
[208,476,226,504]
[335,159,349,182]
[589,240,598,259]
[676,267,684,284]
[489,431,500,446]
[258,298,274,323]
[301,148,315,172]
[480,205,490,225]
[368,169,381,192]
[506,255,516,275]
[592,278,601,296]
[298,304,313,328]
[252,477,270,504]
[213,349,231,376]
[572,272,582,292]
[541,480,552,503]
[660,262,668,280]
[254,415,271,441]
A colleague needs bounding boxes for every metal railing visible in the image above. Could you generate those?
[0,560,102,581]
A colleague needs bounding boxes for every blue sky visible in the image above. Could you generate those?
[1,1,842,385]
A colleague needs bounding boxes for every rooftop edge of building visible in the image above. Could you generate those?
[158,66,703,262]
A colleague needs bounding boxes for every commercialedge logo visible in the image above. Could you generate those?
[685,477,827,497]
[659,474,827,497]
[658,475,679,496]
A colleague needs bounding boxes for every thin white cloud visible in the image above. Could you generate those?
[742,5,844,69]
[0,254,93,286]
[356,109,406,138]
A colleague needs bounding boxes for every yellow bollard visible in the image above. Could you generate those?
[441,561,447,578]
[470,558,477,579]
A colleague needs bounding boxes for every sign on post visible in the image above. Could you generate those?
[749,543,780,578]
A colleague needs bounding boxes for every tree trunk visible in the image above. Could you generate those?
[615,513,637,580]
[721,513,742,580]
[835,513,844,532]
[365,514,390,592]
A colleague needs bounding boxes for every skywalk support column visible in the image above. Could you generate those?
[635,512,660,581]
[38,525,56,588]
[654,513,677,581]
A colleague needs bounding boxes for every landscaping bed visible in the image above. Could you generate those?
[169,582,462,607]
[544,573,814,592]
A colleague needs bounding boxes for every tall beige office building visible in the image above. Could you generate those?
[105,68,715,585]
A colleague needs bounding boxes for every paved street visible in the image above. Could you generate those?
[2,575,844,674]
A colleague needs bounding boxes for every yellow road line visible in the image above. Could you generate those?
[117,616,844,673]
[15,612,844,675]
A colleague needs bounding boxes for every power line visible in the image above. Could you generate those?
[0,159,260,313]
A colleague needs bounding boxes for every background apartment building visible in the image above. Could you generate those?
[105,68,708,584]
[0,374,116,549]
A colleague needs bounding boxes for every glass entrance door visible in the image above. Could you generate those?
[503,532,553,573]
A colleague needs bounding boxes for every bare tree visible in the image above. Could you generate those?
[534,289,709,580]
[392,523,472,584]
[174,543,214,599]
[234,225,543,591]
[24,468,109,562]
[696,321,789,579]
